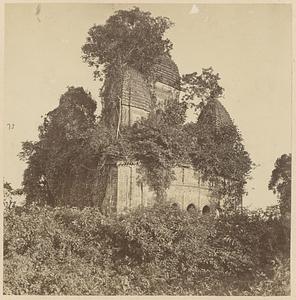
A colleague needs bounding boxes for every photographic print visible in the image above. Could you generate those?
[2,2,292,296]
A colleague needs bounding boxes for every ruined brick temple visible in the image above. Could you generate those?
[102,56,233,214]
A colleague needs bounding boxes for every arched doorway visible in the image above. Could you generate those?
[202,205,210,215]
[171,203,179,209]
[187,203,196,213]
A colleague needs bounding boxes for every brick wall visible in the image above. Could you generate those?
[121,67,151,126]
[112,163,213,214]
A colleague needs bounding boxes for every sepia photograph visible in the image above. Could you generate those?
[2,1,293,296]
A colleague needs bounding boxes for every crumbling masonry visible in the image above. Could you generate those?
[102,56,233,214]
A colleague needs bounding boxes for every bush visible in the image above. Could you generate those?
[3,203,290,295]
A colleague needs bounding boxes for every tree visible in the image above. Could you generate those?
[19,87,99,207]
[189,123,252,208]
[82,7,173,130]
[82,7,173,80]
[268,154,291,216]
[182,68,252,207]
[182,67,224,111]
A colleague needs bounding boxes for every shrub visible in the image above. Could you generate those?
[3,202,290,295]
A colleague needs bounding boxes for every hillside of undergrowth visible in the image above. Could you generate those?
[3,202,290,295]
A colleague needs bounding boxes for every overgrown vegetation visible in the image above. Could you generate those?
[3,6,291,297]
[268,153,291,216]
[4,203,290,295]
[17,7,252,208]
[19,87,251,207]
[82,7,174,129]
[19,87,99,207]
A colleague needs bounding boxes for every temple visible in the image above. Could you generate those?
[101,56,233,215]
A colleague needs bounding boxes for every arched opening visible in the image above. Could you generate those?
[202,205,211,215]
[171,203,179,209]
[187,203,196,213]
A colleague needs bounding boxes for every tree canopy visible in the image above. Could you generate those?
[268,153,291,216]
[181,67,224,111]
[82,7,173,80]
[19,87,99,207]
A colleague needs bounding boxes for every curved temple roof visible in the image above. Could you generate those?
[152,55,180,89]
[197,99,233,129]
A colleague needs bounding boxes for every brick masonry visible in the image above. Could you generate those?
[102,163,213,215]
[102,56,221,214]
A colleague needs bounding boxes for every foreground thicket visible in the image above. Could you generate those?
[4,203,290,295]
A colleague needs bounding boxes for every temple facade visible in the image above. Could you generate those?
[101,56,232,215]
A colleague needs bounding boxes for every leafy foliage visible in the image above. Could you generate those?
[268,153,291,216]
[4,203,290,295]
[181,68,252,204]
[185,121,252,206]
[11,6,289,297]
[123,101,188,200]
[82,7,173,80]
[19,87,98,207]
[182,67,224,110]
[20,73,252,207]
[82,7,174,128]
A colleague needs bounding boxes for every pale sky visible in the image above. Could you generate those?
[3,3,292,209]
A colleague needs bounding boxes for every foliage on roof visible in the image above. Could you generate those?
[82,7,173,80]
